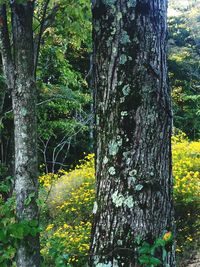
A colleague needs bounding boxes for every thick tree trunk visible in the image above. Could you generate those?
[90,1,175,266]
[11,2,40,266]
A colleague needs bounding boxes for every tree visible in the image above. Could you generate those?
[168,1,200,139]
[0,0,92,265]
[0,0,93,178]
[0,0,58,265]
[90,1,175,266]
[0,1,40,266]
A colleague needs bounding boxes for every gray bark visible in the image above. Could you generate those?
[0,2,40,266]
[11,2,40,266]
[90,0,175,266]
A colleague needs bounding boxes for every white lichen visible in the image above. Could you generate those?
[116,12,122,21]
[108,140,118,156]
[124,195,135,208]
[108,166,116,175]
[113,46,117,54]
[129,169,137,176]
[120,30,131,45]
[112,191,135,208]
[127,0,136,8]
[122,85,130,96]
[102,0,116,6]
[121,111,128,117]
[120,97,125,103]
[93,201,98,214]
[116,136,122,146]
[135,184,143,191]
[21,107,27,116]
[119,54,127,64]
[112,191,124,207]
[103,156,109,164]
[117,240,123,246]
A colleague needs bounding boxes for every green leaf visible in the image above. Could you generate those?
[0,184,10,193]
[135,235,142,245]
[139,242,151,254]
[24,192,35,206]
[139,255,162,266]
[29,220,38,227]
[154,238,165,247]
[139,255,151,264]
[0,229,7,243]
[149,257,162,266]
[9,224,24,239]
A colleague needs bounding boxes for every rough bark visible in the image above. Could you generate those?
[0,1,54,265]
[10,2,40,266]
[90,0,175,266]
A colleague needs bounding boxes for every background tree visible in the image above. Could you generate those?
[168,0,200,139]
[0,0,92,178]
[90,0,175,266]
[36,0,92,172]
[0,1,41,266]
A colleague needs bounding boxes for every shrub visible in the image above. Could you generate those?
[172,132,200,265]
[46,154,94,217]
[41,221,91,267]
[0,177,40,267]
[40,154,94,266]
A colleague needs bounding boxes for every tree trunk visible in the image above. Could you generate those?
[90,0,175,266]
[0,4,14,178]
[11,2,40,266]
[0,5,14,199]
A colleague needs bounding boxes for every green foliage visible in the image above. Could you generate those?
[0,180,40,267]
[35,0,92,171]
[40,154,94,266]
[137,233,172,267]
[172,131,200,265]
[168,2,200,139]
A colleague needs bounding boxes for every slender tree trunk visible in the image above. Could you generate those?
[0,3,14,151]
[90,1,175,266]
[11,2,40,266]
[0,88,5,115]
[0,4,14,195]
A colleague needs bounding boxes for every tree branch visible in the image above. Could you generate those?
[34,0,50,77]
[34,1,60,77]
